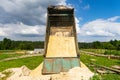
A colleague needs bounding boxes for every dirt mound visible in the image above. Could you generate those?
[0,62,94,80]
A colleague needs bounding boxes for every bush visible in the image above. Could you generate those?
[104,50,120,56]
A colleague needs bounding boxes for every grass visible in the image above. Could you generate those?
[0,50,16,54]
[80,53,120,67]
[104,50,120,56]
[90,74,120,80]
[102,74,120,80]
[90,74,100,80]
[0,71,12,80]
[82,49,120,56]
[81,49,105,54]
[0,50,15,52]
[0,56,43,72]
[0,54,24,60]
[0,50,120,80]
[80,53,120,80]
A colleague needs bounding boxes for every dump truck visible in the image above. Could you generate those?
[42,5,80,74]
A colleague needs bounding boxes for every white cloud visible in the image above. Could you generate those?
[0,0,67,25]
[0,0,83,41]
[0,29,7,36]
[0,23,45,37]
[0,0,66,13]
[0,0,67,40]
[107,16,120,21]
[75,17,81,34]
[80,16,120,38]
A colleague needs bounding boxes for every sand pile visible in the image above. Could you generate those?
[2,65,31,80]
[0,62,94,80]
[51,67,94,80]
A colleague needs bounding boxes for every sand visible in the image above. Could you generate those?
[1,62,94,80]
[46,36,77,57]
[29,62,93,77]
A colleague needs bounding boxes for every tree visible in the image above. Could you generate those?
[25,43,34,50]
[0,41,2,50]
[103,42,115,50]
[19,43,26,50]
[1,38,12,50]
[116,41,120,50]
[93,41,101,49]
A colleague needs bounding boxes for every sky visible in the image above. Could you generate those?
[0,0,120,42]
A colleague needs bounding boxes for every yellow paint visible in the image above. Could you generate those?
[46,36,77,57]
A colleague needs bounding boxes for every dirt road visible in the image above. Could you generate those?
[0,54,43,62]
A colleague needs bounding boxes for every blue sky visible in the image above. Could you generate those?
[67,0,120,42]
[0,0,120,42]
[67,0,120,24]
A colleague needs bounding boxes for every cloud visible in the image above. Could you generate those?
[78,16,120,42]
[0,22,45,37]
[0,0,82,41]
[0,0,67,40]
[107,16,120,21]
[0,0,66,25]
[75,17,81,34]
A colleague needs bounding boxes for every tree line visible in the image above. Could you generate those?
[79,40,120,50]
[0,38,120,50]
[0,38,44,50]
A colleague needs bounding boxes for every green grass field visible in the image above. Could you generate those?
[0,54,24,60]
[0,50,27,60]
[82,49,120,56]
[0,56,43,72]
[0,50,16,54]
[80,53,120,67]
[0,50,120,80]
[80,53,120,80]
[81,49,105,54]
